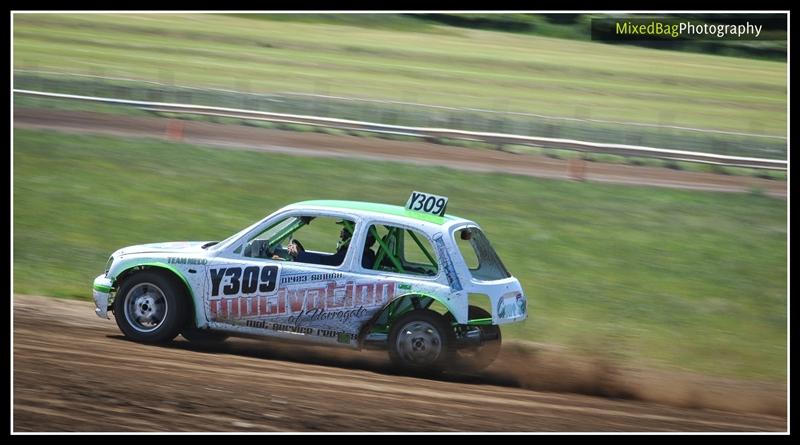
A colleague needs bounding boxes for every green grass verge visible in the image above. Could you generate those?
[14,95,152,117]
[13,13,786,135]
[13,128,786,381]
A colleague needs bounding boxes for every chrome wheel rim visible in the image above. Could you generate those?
[395,320,443,365]
[124,283,168,333]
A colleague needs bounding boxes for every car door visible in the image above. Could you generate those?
[203,212,370,347]
[346,221,452,325]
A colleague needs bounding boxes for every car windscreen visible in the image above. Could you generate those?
[454,227,511,281]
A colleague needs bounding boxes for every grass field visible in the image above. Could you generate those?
[245,13,788,61]
[13,129,786,381]
[13,13,787,135]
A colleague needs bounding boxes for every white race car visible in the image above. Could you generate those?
[93,192,527,372]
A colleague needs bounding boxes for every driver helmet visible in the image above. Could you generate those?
[335,219,353,249]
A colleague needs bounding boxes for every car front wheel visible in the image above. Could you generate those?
[113,271,188,343]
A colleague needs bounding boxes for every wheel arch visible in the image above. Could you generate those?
[357,291,457,348]
[112,262,198,321]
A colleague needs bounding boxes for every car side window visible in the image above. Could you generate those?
[455,229,480,269]
[242,215,355,268]
[453,227,511,281]
[288,216,355,267]
[367,224,438,277]
[242,216,298,259]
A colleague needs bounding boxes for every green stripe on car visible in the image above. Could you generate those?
[298,200,461,225]
[93,284,112,293]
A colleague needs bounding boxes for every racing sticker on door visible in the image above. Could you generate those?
[209,265,279,297]
[207,268,398,339]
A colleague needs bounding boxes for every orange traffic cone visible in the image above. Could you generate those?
[166,119,185,141]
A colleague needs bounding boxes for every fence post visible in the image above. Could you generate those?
[568,155,587,181]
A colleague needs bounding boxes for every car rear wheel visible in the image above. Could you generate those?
[388,309,455,373]
[113,270,188,343]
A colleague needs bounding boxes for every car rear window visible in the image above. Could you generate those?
[454,227,511,281]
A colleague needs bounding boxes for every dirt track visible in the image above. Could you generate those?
[13,295,786,432]
[13,108,787,198]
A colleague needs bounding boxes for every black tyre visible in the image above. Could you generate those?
[451,306,502,372]
[388,309,455,373]
[181,328,229,344]
[113,270,189,343]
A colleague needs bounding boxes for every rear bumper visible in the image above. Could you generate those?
[92,275,113,319]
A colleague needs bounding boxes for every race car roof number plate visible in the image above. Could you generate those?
[406,191,448,217]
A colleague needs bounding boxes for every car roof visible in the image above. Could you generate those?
[285,200,473,229]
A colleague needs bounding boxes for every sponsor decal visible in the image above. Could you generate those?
[497,293,526,319]
[280,275,309,285]
[288,306,369,326]
[244,319,359,342]
[433,233,462,292]
[168,257,208,265]
[210,279,396,322]
[280,272,344,285]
